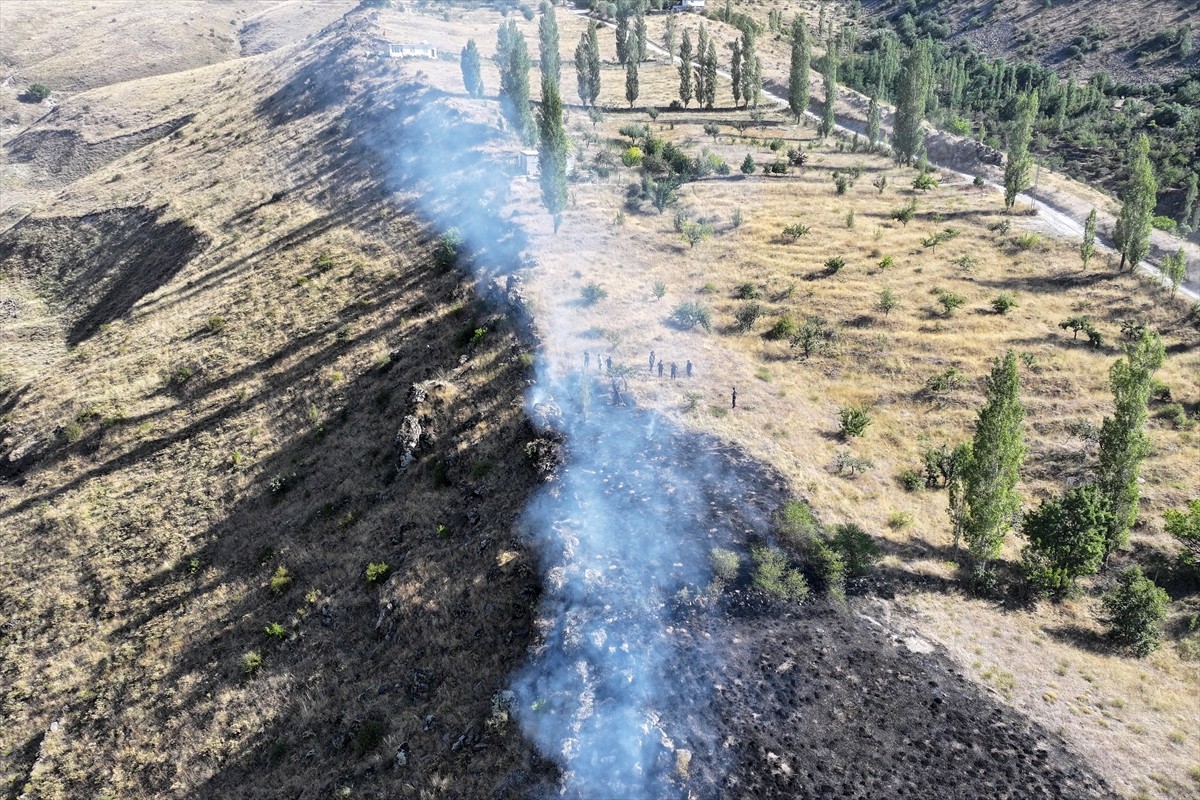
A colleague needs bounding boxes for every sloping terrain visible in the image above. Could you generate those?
[861,0,1198,85]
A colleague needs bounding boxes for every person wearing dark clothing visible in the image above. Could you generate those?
[731,386,737,409]
[670,363,678,380]
[611,379,622,405]
[606,356,612,373]
[658,361,665,378]
[649,350,656,372]
[686,360,693,378]
[584,351,590,369]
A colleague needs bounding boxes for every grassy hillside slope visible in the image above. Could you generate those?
[1,10,553,799]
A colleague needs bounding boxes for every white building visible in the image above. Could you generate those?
[671,0,705,11]
[388,42,437,58]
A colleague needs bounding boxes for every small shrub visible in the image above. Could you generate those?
[264,622,287,639]
[837,404,872,438]
[733,301,765,332]
[776,499,821,547]
[912,171,939,191]
[824,256,846,274]
[205,315,227,333]
[671,301,713,332]
[740,153,756,174]
[680,220,715,248]
[789,316,838,359]
[580,282,608,305]
[242,651,264,675]
[898,469,925,492]
[434,228,464,270]
[731,207,745,228]
[653,281,667,299]
[1102,566,1169,657]
[1156,403,1194,430]
[890,199,917,226]
[878,255,895,269]
[830,523,881,576]
[831,449,875,475]
[621,146,643,167]
[924,366,966,394]
[766,315,798,340]
[61,420,84,444]
[888,510,915,529]
[1014,232,1041,250]
[698,282,719,294]
[23,83,51,101]
[781,223,810,242]
[353,720,386,755]
[365,562,391,585]
[751,546,810,601]
[709,548,740,583]
[734,282,761,300]
[935,289,965,316]
[269,566,293,594]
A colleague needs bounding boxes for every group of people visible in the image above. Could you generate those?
[582,350,735,408]
[582,350,693,380]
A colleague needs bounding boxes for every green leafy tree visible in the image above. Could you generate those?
[678,30,694,107]
[497,21,535,144]
[819,41,838,138]
[788,15,810,122]
[1020,484,1109,597]
[1164,500,1200,571]
[961,351,1025,587]
[460,39,484,97]
[1003,90,1038,211]
[625,47,640,108]
[892,39,932,166]
[537,2,560,85]
[837,404,872,438]
[537,76,569,231]
[1096,330,1165,560]
[680,220,715,248]
[1102,566,1169,656]
[1112,134,1157,271]
[1080,207,1097,269]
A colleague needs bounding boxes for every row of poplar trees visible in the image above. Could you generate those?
[459,4,568,229]
[947,332,1169,620]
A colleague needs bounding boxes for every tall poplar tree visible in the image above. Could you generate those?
[664,13,677,60]
[538,2,560,86]
[460,39,484,98]
[1182,172,1199,233]
[961,350,1025,588]
[537,76,569,232]
[635,11,647,63]
[865,82,882,146]
[1080,207,1097,269]
[1096,330,1165,561]
[819,41,837,138]
[695,24,710,106]
[678,29,694,107]
[625,37,640,107]
[788,15,810,123]
[615,13,631,64]
[1003,90,1038,211]
[1113,134,1156,271]
[892,39,932,165]
[497,21,534,144]
[702,39,718,109]
[739,30,757,109]
[574,33,592,105]
[730,39,743,107]
[586,21,601,106]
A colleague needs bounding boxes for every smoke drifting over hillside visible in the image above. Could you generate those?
[374,77,777,795]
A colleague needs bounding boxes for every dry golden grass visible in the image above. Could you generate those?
[2,9,546,798]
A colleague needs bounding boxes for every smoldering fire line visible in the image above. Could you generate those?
[371,77,781,796]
